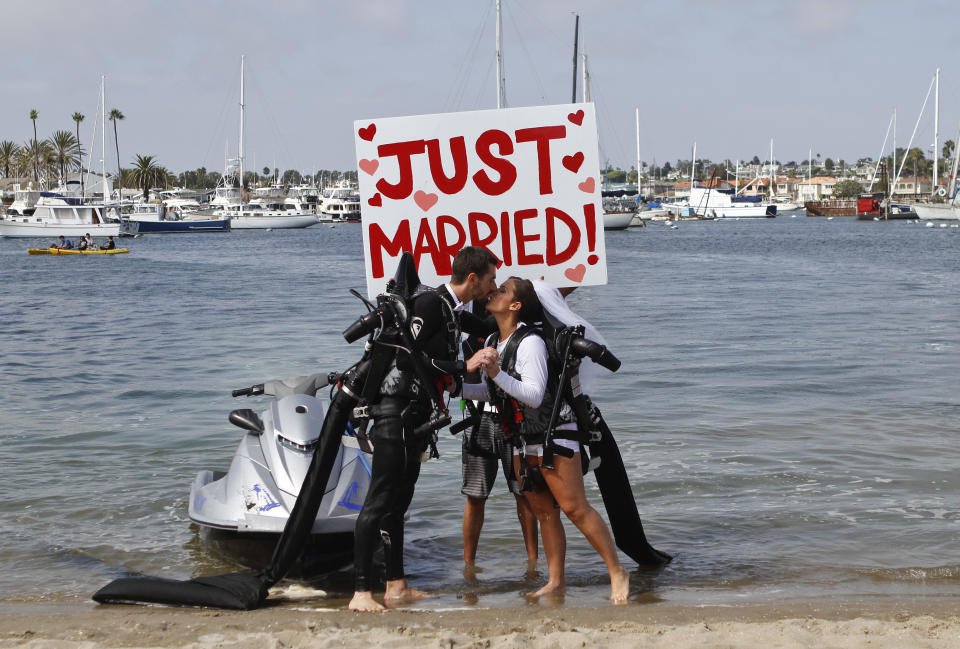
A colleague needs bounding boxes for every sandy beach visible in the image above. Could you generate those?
[1,598,958,649]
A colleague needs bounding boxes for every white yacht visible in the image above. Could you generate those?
[687,186,776,218]
[181,56,317,230]
[0,184,119,237]
[318,181,361,222]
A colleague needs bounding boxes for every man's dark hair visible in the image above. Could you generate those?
[451,246,499,283]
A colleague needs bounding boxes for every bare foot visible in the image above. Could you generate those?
[463,563,482,580]
[610,565,630,604]
[384,580,430,605]
[348,591,385,612]
[526,580,565,598]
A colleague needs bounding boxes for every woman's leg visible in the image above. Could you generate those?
[541,452,630,603]
[515,455,566,596]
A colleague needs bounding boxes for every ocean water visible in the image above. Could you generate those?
[0,217,957,608]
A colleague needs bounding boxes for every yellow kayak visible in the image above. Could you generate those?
[28,248,130,255]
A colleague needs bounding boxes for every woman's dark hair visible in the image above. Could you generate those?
[508,277,544,324]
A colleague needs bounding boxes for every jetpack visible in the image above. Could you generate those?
[93,253,452,609]
[542,325,672,567]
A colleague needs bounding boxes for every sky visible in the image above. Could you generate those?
[3,0,958,177]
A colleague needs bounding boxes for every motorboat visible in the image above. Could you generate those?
[188,372,371,572]
[119,201,229,234]
[318,181,361,222]
[0,184,120,237]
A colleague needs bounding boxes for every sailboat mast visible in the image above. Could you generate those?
[571,14,579,103]
[495,0,504,109]
[691,142,697,192]
[100,75,106,200]
[769,138,774,199]
[635,108,641,196]
[933,67,940,194]
[239,54,245,188]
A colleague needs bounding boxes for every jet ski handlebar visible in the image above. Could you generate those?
[232,384,265,398]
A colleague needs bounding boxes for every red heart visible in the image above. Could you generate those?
[414,190,438,212]
[368,193,382,207]
[358,123,377,141]
[567,110,584,125]
[564,264,586,283]
[578,177,595,193]
[358,158,379,175]
[562,152,584,173]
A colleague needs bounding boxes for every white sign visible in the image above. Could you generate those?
[353,103,607,297]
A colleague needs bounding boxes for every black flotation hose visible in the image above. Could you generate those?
[92,374,362,609]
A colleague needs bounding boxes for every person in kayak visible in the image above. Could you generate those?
[101,236,116,250]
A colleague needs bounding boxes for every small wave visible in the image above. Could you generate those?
[857,565,960,582]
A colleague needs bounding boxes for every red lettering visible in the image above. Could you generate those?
[368,221,412,278]
[375,139,426,200]
[500,211,512,266]
[545,207,579,265]
[513,208,542,265]
[473,129,517,195]
[413,217,440,270]
[515,125,566,195]
[425,137,468,195]
[467,211,502,267]
[434,215,466,275]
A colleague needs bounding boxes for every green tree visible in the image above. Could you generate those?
[262,166,270,177]
[49,130,79,185]
[833,179,863,198]
[130,154,163,200]
[750,155,761,165]
[0,141,18,178]
[825,158,834,172]
[28,109,39,182]
[942,140,955,161]
[109,108,125,198]
[72,112,85,194]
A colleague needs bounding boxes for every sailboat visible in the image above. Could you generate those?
[0,77,120,237]
[183,56,318,230]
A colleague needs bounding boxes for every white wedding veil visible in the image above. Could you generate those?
[531,279,611,393]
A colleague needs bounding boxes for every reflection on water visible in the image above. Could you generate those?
[0,219,958,606]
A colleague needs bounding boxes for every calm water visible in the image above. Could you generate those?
[0,217,957,608]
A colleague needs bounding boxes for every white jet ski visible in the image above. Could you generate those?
[188,372,371,572]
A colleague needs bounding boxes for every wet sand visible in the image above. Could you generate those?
[1,598,958,648]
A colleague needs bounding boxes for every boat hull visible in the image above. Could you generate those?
[122,219,231,234]
[0,220,120,238]
[602,211,634,230]
[229,214,319,229]
[28,248,129,255]
[913,202,960,220]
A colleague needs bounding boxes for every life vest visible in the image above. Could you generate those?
[484,325,574,446]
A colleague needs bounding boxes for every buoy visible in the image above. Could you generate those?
[925,222,935,228]
[266,228,273,232]
[827,217,834,220]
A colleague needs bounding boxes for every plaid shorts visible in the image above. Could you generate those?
[461,410,520,498]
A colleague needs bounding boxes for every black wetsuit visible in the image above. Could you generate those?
[353,285,471,592]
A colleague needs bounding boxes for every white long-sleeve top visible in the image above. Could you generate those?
[461,328,548,408]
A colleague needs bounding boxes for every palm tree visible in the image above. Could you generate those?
[49,131,79,185]
[29,109,39,182]
[109,108,124,199]
[72,112,85,194]
[130,154,162,200]
[0,141,19,178]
